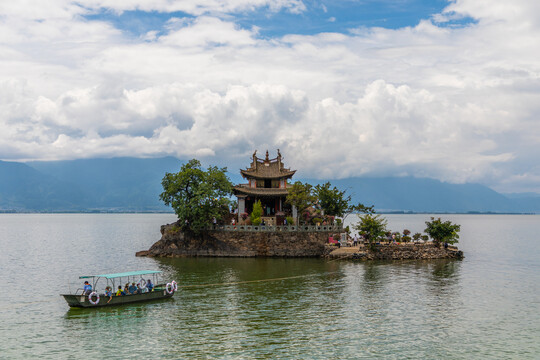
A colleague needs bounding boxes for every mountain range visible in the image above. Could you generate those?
[0,157,539,213]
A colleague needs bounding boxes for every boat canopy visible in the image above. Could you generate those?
[79,270,162,279]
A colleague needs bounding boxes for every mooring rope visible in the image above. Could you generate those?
[177,271,338,289]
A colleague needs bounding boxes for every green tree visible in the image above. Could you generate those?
[424,217,461,247]
[286,181,317,224]
[314,182,351,217]
[159,159,233,230]
[354,214,388,250]
[251,200,263,226]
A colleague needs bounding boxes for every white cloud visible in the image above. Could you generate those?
[0,0,539,192]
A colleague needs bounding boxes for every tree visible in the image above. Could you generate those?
[159,159,233,230]
[424,217,461,247]
[285,181,317,224]
[354,214,388,250]
[251,200,262,226]
[314,182,351,217]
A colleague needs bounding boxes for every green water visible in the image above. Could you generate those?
[1,214,539,358]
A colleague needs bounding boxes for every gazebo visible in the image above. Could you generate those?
[234,150,297,225]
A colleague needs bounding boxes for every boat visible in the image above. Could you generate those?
[61,270,177,308]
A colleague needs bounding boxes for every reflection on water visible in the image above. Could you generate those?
[1,214,540,359]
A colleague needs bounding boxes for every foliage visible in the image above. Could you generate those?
[413,233,422,242]
[251,200,263,226]
[424,217,461,246]
[421,235,429,242]
[315,182,352,217]
[402,235,411,243]
[159,159,233,231]
[403,229,411,236]
[285,216,294,225]
[286,181,317,224]
[354,214,388,249]
[312,217,324,225]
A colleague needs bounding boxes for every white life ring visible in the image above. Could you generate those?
[88,292,100,305]
[165,282,174,294]
[138,278,147,289]
[171,280,178,292]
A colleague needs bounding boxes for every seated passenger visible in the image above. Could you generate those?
[146,279,154,292]
[116,286,124,296]
[83,281,92,295]
[124,283,130,295]
[128,282,137,295]
[105,286,113,303]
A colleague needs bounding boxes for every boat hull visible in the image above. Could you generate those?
[62,289,174,308]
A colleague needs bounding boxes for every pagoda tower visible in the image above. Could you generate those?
[234,150,297,225]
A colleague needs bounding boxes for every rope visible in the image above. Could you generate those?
[178,271,341,289]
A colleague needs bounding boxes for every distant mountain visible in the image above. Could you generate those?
[0,160,83,211]
[299,176,540,214]
[1,157,539,213]
[26,157,182,211]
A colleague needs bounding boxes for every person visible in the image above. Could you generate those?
[105,286,113,303]
[353,234,358,247]
[212,217,217,228]
[146,279,154,292]
[116,285,124,296]
[283,218,287,225]
[124,283,130,295]
[83,281,92,295]
[128,282,137,295]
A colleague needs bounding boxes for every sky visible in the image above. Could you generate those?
[0,0,539,193]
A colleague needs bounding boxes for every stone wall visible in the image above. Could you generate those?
[138,221,335,258]
[346,243,464,260]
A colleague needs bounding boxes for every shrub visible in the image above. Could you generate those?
[421,235,429,242]
[285,216,295,225]
[413,233,422,241]
[424,217,461,247]
[250,200,262,226]
[402,236,411,243]
[403,229,411,236]
[312,217,323,225]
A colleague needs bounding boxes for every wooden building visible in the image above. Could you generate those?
[234,150,297,225]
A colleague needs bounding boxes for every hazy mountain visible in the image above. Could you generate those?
[1,157,539,213]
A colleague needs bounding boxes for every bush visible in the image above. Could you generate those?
[421,235,429,242]
[250,200,263,226]
[312,217,323,225]
[413,233,422,241]
[424,217,461,247]
[403,229,411,236]
[402,236,411,243]
[285,216,295,225]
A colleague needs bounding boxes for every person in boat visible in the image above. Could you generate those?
[124,283,130,295]
[146,279,154,292]
[105,286,113,303]
[128,282,137,295]
[116,286,124,296]
[83,281,92,295]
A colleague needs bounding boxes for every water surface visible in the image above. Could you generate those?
[0,214,539,358]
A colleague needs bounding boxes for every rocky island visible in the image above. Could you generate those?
[137,150,464,261]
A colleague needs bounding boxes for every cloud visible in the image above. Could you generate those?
[0,0,539,193]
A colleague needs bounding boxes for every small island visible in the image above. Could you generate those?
[137,150,463,260]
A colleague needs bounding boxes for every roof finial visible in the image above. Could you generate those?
[277,149,281,159]
[265,150,269,161]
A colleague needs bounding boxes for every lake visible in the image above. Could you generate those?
[0,214,539,359]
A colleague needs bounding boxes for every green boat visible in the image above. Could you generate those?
[61,270,177,308]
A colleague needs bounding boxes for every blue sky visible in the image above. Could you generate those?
[86,0,472,39]
[0,0,539,193]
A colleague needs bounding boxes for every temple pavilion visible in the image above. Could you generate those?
[234,150,297,225]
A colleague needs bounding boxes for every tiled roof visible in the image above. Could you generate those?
[240,150,296,180]
[233,185,289,197]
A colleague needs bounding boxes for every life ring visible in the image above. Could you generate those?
[88,292,100,305]
[171,280,178,292]
[165,283,174,294]
[138,278,147,289]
